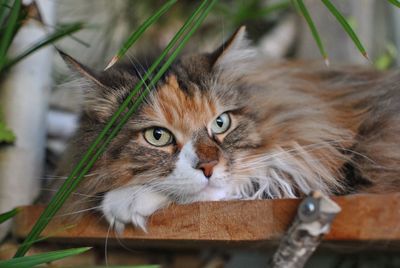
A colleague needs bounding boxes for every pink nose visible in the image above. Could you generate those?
[197,160,218,178]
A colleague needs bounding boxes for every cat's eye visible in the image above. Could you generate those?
[143,127,173,147]
[211,113,231,134]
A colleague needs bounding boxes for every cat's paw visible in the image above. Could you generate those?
[101,186,169,233]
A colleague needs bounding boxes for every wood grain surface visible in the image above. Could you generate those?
[12,193,400,248]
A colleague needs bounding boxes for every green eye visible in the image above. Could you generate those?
[144,127,173,147]
[211,113,231,134]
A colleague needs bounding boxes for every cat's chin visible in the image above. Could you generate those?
[189,185,231,202]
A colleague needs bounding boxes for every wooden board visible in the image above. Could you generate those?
[13,193,400,248]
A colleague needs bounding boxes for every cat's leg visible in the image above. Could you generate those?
[101,185,169,232]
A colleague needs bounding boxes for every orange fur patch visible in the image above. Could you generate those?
[142,75,217,144]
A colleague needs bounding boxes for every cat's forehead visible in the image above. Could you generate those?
[141,75,218,140]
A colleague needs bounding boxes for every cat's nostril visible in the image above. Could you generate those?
[197,160,218,179]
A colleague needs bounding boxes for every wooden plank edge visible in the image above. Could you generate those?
[12,193,400,245]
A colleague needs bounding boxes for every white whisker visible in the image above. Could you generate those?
[54,206,101,218]
[105,221,112,266]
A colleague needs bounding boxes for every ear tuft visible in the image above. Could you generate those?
[58,49,105,88]
[58,49,115,123]
[210,26,258,73]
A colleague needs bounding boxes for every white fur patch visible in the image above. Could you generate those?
[101,186,169,232]
[101,141,234,231]
[232,143,341,199]
[153,141,235,203]
[160,141,223,202]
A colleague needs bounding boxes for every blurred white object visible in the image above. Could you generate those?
[0,0,55,240]
[47,138,68,156]
[258,15,297,59]
[47,110,78,139]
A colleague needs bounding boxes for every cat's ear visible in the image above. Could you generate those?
[58,50,119,123]
[58,49,106,88]
[210,26,257,72]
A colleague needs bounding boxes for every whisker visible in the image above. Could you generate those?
[234,139,352,164]
[115,230,140,254]
[105,221,112,266]
[53,206,101,218]
[40,188,100,198]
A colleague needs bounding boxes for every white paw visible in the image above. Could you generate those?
[101,186,169,233]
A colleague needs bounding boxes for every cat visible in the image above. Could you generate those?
[55,26,400,232]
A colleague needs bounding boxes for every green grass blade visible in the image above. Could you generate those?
[0,0,12,26]
[3,22,84,71]
[0,0,11,8]
[388,0,400,8]
[224,0,290,25]
[104,0,177,70]
[0,0,21,71]
[0,225,76,254]
[321,0,368,59]
[0,2,31,42]
[290,0,300,12]
[0,208,20,224]
[296,0,329,65]
[14,0,216,257]
[0,247,90,268]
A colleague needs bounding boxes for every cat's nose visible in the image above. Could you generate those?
[196,160,218,179]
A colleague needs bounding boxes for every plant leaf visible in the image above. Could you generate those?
[0,208,19,224]
[0,121,16,144]
[321,0,368,59]
[14,0,217,257]
[0,0,12,26]
[296,0,329,65]
[0,0,21,71]
[105,0,177,69]
[252,0,291,20]
[3,22,84,71]
[0,247,91,268]
[388,0,400,8]
[374,43,397,70]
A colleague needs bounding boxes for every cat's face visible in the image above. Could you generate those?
[90,61,261,203]
[63,27,268,204]
[121,72,261,203]
[63,27,353,209]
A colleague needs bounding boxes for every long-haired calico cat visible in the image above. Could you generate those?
[56,27,400,231]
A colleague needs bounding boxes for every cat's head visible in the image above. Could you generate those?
[61,26,353,205]
[61,27,262,202]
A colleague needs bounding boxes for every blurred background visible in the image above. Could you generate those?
[1,0,400,267]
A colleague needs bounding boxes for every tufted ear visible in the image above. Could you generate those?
[58,49,106,88]
[58,50,120,123]
[209,26,257,72]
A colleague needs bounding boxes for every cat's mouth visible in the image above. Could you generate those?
[189,179,229,201]
[194,181,217,193]
[198,185,228,201]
